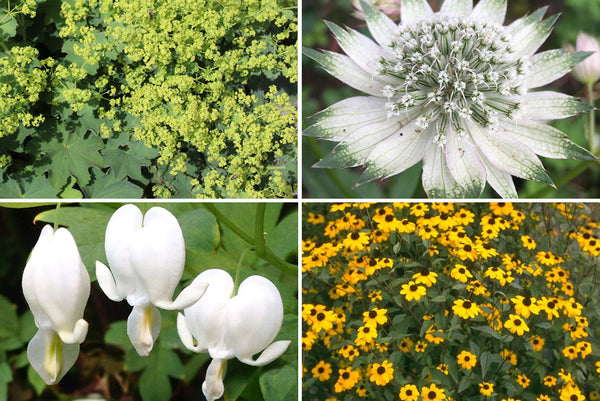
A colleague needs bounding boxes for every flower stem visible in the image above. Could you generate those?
[53,203,61,231]
[254,203,265,258]
[528,152,600,198]
[588,82,597,153]
[233,247,251,296]
[203,204,296,274]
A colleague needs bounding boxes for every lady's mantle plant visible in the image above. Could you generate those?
[0,0,297,198]
[304,0,594,198]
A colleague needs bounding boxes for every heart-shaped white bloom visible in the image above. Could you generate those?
[96,204,207,356]
[22,225,90,385]
[177,269,291,401]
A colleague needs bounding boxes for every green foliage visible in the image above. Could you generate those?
[0,0,297,198]
[0,202,298,401]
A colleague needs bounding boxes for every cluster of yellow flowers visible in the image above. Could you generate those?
[303,203,600,401]
[57,0,297,197]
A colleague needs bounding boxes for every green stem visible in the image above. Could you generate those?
[305,137,355,198]
[588,82,596,153]
[204,204,296,274]
[233,247,251,295]
[529,154,600,198]
[54,203,61,231]
[254,203,265,258]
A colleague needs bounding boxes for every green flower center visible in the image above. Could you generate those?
[378,16,527,144]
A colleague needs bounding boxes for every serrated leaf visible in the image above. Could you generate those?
[41,130,104,189]
[82,167,143,198]
[0,175,58,199]
[103,139,159,182]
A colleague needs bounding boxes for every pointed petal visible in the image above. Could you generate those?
[176,313,204,353]
[181,270,233,358]
[104,204,143,299]
[523,91,593,120]
[401,0,433,24]
[237,341,291,366]
[481,157,518,198]
[361,0,397,47]
[470,0,506,25]
[303,48,388,97]
[446,131,486,198]
[127,305,161,356]
[155,280,208,310]
[325,21,395,83]
[202,359,226,401]
[440,0,473,16]
[27,329,80,385]
[304,97,391,141]
[226,276,286,364]
[505,7,547,36]
[422,141,464,198]
[130,207,185,307]
[500,119,596,160]
[358,122,429,184]
[315,117,405,168]
[508,11,558,57]
[469,121,554,185]
[95,261,124,302]
[527,50,592,89]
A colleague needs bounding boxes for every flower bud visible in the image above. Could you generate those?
[570,32,600,85]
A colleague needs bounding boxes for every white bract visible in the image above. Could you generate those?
[177,269,290,401]
[22,225,90,385]
[96,204,207,356]
[305,0,595,198]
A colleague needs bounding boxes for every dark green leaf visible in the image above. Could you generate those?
[103,139,158,183]
[40,130,104,188]
[82,167,143,198]
[259,364,296,401]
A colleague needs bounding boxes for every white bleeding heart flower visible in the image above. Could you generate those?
[96,204,207,356]
[22,225,90,385]
[177,269,291,401]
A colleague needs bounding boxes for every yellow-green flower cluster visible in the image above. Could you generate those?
[58,0,297,198]
[0,46,49,166]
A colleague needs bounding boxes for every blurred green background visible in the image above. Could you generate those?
[302,0,600,198]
